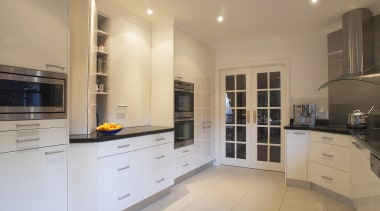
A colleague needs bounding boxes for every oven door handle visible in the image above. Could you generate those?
[175,118,194,122]
[175,88,194,93]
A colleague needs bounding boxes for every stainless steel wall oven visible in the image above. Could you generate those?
[0,65,66,120]
[174,80,194,149]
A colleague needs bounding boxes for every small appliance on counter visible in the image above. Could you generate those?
[293,104,316,127]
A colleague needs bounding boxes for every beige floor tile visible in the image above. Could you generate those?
[325,197,354,211]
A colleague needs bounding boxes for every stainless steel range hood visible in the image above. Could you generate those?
[319,8,380,90]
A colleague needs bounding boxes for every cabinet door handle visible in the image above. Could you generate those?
[117,105,129,108]
[322,137,333,140]
[352,142,363,150]
[118,193,131,200]
[156,178,165,183]
[182,163,190,167]
[117,165,130,171]
[16,137,40,143]
[321,153,334,158]
[294,132,306,135]
[117,144,130,149]
[321,175,334,181]
[156,138,165,141]
[252,110,256,124]
[247,110,250,124]
[155,155,165,159]
[182,150,189,153]
[45,150,65,155]
[46,64,65,71]
[16,123,40,128]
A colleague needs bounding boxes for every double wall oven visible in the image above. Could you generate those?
[174,80,194,149]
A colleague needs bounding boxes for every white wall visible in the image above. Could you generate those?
[216,28,329,119]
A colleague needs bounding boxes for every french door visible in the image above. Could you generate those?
[221,64,286,171]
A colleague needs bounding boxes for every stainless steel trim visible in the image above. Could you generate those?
[155,178,165,183]
[117,144,130,149]
[175,118,194,122]
[16,137,40,143]
[175,88,194,93]
[174,112,194,119]
[118,193,130,200]
[0,64,67,79]
[117,166,130,171]
[155,155,165,159]
[16,123,40,127]
[45,150,65,155]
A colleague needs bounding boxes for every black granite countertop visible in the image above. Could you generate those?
[284,124,380,158]
[70,126,174,143]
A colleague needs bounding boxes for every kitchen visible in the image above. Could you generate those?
[1,0,380,211]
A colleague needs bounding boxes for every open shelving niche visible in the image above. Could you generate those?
[96,12,110,126]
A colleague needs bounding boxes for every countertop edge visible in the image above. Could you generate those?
[69,126,174,143]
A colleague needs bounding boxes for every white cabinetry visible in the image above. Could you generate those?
[0,120,67,211]
[0,0,68,72]
[309,131,350,197]
[285,130,309,181]
[174,145,195,178]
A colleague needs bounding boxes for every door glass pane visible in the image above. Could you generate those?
[226,109,235,124]
[257,145,268,161]
[257,109,268,125]
[270,109,281,125]
[226,76,234,91]
[236,75,246,90]
[270,90,281,107]
[237,144,246,159]
[270,146,281,163]
[226,93,235,107]
[257,73,267,89]
[226,126,235,141]
[236,92,246,107]
[237,126,246,142]
[236,109,246,124]
[270,72,281,89]
[270,128,281,144]
[257,91,268,107]
[258,127,268,143]
[226,143,235,158]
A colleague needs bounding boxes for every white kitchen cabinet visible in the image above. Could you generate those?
[174,145,195,178]
[0,145,67,211]
[0,0,68,72]
[285,130,309,181]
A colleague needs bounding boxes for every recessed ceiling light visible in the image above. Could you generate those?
[217,15,224,23]
[311,0,318,4]
[147,8,153,15]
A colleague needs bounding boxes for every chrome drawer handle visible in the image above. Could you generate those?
[321,153,334,158]
[118,193,130,200]
[156,155,165,159]
[117,165,130,171]
[156,138,165,141]
[16,138,40,143]
[156,178,165,183]
[321,175,334,181]
[294,132,305,135]
[46,64,65,70]
[117,144,130,149]
[183,163,190,167]
[45,150,65,155]
[352,142,363,150]
[182,150,189,153]
[16,123,40,127]
[322,137,333,140]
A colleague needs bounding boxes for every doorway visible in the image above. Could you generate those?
[220,63,288,171]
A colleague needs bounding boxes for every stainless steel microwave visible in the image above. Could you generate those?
[174,80,194,119]
[0,65,66,120]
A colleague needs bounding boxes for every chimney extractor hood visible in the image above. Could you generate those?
[319,8,380,90]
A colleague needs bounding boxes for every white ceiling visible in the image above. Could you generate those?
[108,0,380,47]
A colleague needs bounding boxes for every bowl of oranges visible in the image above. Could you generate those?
[96,122,123,135]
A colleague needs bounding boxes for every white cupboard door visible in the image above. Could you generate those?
[286,130,308,181]
[0,0,69,72]
[0,145,67,211]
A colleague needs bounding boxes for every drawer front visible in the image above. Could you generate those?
[0,127,67,153]
[98,181,142,211]
[310,162,350,197]
[142,132,174,148]
[97,137,142,158]
[310,141,350,171]
[143,167,174,198]
[0,119,67,132]
[310,131,349,147]
[174,145,194,158]
[98,150,142,190]
[175,154,194,178]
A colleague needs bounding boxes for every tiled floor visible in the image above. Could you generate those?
[141,165,354,211]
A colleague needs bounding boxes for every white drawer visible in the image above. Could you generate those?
[143,168,174,198]
[175,154,194,178]
[0,119,67,132]
[142,132,174,148]
[98,150,142,190]
[310,131,349,147]
[309,162,350,197]
[310,141,350,171]
[174,145,194,158]
[97,137,142,158]
[143,143,173,172]
[0,127,67,154]
[98,180,142,211]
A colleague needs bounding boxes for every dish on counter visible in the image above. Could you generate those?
[96,122,123,135]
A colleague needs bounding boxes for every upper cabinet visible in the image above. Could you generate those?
[0,0,69,72]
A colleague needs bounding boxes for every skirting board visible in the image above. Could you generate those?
[124,188,171,211]
[174,160,215,185]
[286,179,355,209]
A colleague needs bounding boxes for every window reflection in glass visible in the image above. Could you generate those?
[258,109,268,125]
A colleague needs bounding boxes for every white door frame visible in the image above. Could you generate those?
[214,59,290,171]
